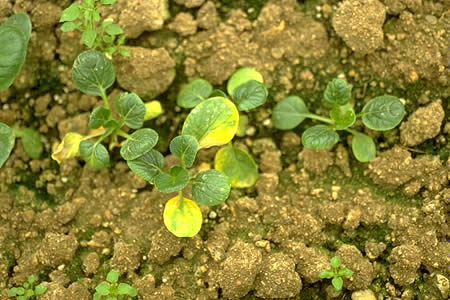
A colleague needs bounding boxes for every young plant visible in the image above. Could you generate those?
[271,79,405,162]
[319,256,353,291]
[93,269,137,300]
[0,13,42,168]
[8,274,47,299]
[60,0,129,57]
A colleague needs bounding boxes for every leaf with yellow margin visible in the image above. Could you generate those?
[163,195,202,237]
[182,97,239,149]
[51,132,84,164]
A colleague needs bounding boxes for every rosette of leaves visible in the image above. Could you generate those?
[272,78,405,162]
[319,256,353,291]
[8,274,47,299]
[93,269,137,300]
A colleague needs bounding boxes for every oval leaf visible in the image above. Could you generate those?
[20,128,43,159]
[330,103,356,130]
[89,106,111,129]
[0,26,27,90]
[170,135,198,168]
[0,122,14,168]
[163,195,202,237]
[115,93,146,129]
[361,96,405,131]
[272,96,309,130]
[192,169,230,206]
[231,80,268,111]
[80,140,110,169]
[182,97,239,149]
[117,283,137,296]
[106,270,118,283]
[302,125,339,149]
[352,133,376,162]
[177,79,212,108]
[120,128,158,161]
[323,78,352,106]
[215,145,258,188]
[154,166,189,193]
[95,282,110,296]
[60,3,82,22]
[332,277,343,291]
[227,67,263,96]
[72,50,115,96]
[52,132,84,164]
[4,13,32,44]
[127,149,164,183]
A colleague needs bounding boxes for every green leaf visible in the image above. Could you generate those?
[330,103,356,130]
[105,23,123,35]
[95,282,111,295]
[272,96,309,130]
[192,170,230,206]
[103,34,114,44]
[19,128,42,159]
[236,114,248,137]
[338,268,354,278]
[117,283,137,296]
[93,10,101,22]
[331,277,343,291]
[106,270,119,283]
[0,25,27,90]
[80,140,110,169]
[72,50,115,96]
[209,89,227,98]
[89,106,111,129]
[361,95,405,131]
[127,149,164,183]
[16,287,25,295]
[231,80,268,111]
[351,133,376,162]
[154,166,190,193]
[82,29,97,48]
[318,269,334,279]
[164,195,202,237]
[18,296,25,300]
[182,97,239,149]
[34,285,47,295]
[330,256,341,268]
[227,67,263,96]
[120,128,158,161]
[177,79,213,108]
[115,93,146,129]
[119,48,130,57]
[23,282,29,289]
[214,145,258,188]
[8,287,19,296]
[60,21,77,32]
[302,125,339,149]
[0,122,14,168]
[24,289,34,297]
[323,78,352,106]
[170,135,198,168]
[4,13,32,44]
[101,0,117,4]
[93,293,101,300]
[60,3,82,22]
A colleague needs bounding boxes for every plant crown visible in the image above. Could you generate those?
[271,79,405,162]
[8,274,47,300]
[93,269,137,300]
[318,256,354,291]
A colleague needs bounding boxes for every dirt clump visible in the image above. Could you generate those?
[196,1,217,29]
[335,244,374,291]
[175,0,205,8]
[110,242,141,275]
[147,227,185,265]
[298,148,334,175]
[168,12,197,36]
[82,252,100,275]
[36,233,78,267]
[389,244,422,286]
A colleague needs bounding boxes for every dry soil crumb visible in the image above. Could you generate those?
[110,242,141,275]
[36,233,78,267]
[389,244,422,286]
[168,12,197,36]
[336,244,374,290]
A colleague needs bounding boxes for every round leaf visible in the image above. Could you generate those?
[272,96,309,130]
[34,285,47,295]
[318,269,334,279]
[330,256,341,268]
[117,283,137,296]
[192,170,230,206]
[95,282,111,296]
[154,166,189,193]
[0,26,27,90]
[115,93,146,129]
[0,122,14,168]
[4,13,32,44]
[351,133,376,162]
[302,125,339,149]
[106,270,119,283]
[60,3,82,22]
[120,128,158,161]
[105,23,123,35]
[177,79,212,108]
[231,80,268,111]
[227,67,263,96]
[182,97,239,149]
[19,128,43,159]
[80,140,110,169]
[323,78,352,106]
[127,149,164,183]
[170,135,198,168]
[72,50,115,96]
[332,277,343,291]
[89,106,110,129]
[82,29,97,48]
[52,132,83,164]
[214,145,258,188]
[163,195,202,237]
[339,268,354,278]
[361,96,405,131]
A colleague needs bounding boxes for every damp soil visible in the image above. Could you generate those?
[0,0,449,299]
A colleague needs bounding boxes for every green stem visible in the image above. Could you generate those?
[303,113,334,124]
[99,87,110,110]
[83,130,106,140]
[178,191,184,204]
[344,128,361,136]
[116,129,132,139]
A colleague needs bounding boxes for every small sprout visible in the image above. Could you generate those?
[8,274,47,299]
[93,269,137,300]
[319,256,354,291]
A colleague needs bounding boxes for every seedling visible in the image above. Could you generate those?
[60,0,129,57]
[7,274,47,299]
[0,13,42,168]
[93,270,137,300]
[319,256,353,291]
[272,79,405,162]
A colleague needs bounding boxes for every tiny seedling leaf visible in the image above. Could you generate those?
[20,128,43,159]
[8,287,18,296]
[127,149,164,183]
[61,21,77,32]
[192,170,231,206]
[82,29,97,48]
[80,140,110,169]
[215,145,258,188]
[177,79,212,108]
[52,132,84,164]
[115,93,146,129]
[338,268,354,278]
[89,106,111,129]
[95,282,111,295]
[60,3,82,22]
[105,23,123,35]
[236,114,249,137]
[272,96,309,130]
[24,289,34,297]
[182,97,239,149]
[330,256,341,269]
[72,50,115,96]
[163,195,202,237]
[332,277,343,291]
[227,67,263,96]
[231,80,268,111]
[117,283,137,296]
[330,103,356,130]
[34,285,47,295]
[361,95,405,131]
[16,287,25,295]
[170,135,198,168]
[106,270,119,283]
[352,133,376,162]
[302,125,339,149]
[209,89,227,98]
[318,269,334,279]
[323,78,352,106]
[154,166,190,193]
[0,25,27,90]
[120,128,158,161]
[0,122,14,168]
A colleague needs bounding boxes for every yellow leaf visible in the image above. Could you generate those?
[51,132,83,164]
[163,195,202,237]
[144,100,163,121]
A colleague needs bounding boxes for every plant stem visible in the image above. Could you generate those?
[178,191,184,204]
[303,113,334,124]
[344,128,361,136]
[116,129,131,139]
[100,87,110,110]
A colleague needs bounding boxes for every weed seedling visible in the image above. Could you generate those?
[7,275,47,299]
[93,270,137,300]
[272,79,405,162]
[319,256,353,291]
[60,0,129,57]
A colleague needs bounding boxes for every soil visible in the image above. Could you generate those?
[0,0,449,299]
